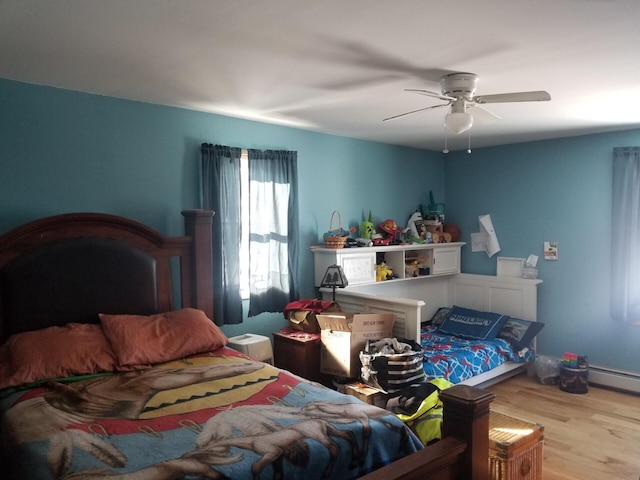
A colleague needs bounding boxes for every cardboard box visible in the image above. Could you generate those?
[344,382,388,408]
[285,300,341,333]
[317,313,394,378]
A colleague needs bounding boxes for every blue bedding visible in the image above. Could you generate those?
[420,325,534,384]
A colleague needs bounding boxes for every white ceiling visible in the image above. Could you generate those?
[2,0,640,152]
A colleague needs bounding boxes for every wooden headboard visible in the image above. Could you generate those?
[0,210,214,343]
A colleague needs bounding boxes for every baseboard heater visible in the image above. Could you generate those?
[588,365,640,395]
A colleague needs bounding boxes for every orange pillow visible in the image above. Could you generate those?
[99,308,228,367]
[1,323,119,389]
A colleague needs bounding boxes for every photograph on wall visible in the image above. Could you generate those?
[544,241,558,260]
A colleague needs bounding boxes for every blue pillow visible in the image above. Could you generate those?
[498,318,545,351]
[438,305,509,340]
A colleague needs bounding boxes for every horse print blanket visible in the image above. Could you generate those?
[0,347,422,479]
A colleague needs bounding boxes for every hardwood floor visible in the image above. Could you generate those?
[488,373,640,480]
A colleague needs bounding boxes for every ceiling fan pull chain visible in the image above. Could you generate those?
[443,127,449,154]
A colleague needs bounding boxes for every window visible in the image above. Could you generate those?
[200,144,299,325]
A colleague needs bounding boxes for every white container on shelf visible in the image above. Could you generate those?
[496,257,525,277]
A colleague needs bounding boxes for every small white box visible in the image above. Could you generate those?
[497,257,525,277]
[227,334,273,364]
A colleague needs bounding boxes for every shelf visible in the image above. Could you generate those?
[311,242,465,287]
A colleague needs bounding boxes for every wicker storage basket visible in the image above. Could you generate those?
[489,411,544,480]
[323,211,348,249]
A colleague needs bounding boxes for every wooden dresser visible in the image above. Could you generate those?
[273,329,331,386]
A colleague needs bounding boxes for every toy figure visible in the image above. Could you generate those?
[379,219,403,245]
[359,210,375,239]
[375,262,393,282]
[407,211,428,241]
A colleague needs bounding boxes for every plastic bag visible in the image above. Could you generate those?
[534,355,560,384]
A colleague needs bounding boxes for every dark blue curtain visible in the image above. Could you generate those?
[201,144,299,323]
[201,144,243,325]
[247,149,299,317]
[611,146,640,323]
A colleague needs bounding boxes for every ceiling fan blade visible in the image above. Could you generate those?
[310,39,458,83]
[311,73,406,92]
[300,37,510,94]
[473,91,551,104]
[406,89,456,102]
[467,105,501,124]
[383,103,448,122]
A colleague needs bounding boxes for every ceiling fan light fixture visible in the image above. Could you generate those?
[445,111,474,135]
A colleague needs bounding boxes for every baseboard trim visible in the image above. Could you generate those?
[588,365,640,395]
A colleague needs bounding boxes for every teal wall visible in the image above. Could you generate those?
[0,78,443,339]
[2,78,639,373]
[445,131,640,372]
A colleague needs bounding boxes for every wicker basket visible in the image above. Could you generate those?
[489,411,544,480]
[323,211,349,249]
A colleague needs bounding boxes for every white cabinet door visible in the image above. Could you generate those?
[432,246,461,275]
[313,250,376,286]
[339,252,376,285]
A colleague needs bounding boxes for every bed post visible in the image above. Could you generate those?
[440,384,495,480]
[182,210,215,320]
[357,384,494,480]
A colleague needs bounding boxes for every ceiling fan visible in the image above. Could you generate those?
[384,72,551,135]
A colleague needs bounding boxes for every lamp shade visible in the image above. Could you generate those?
[320,265,349,289]
[320,264,348,302]
[445,112,474,135]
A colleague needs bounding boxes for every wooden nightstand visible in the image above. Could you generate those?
[273,329,330,385]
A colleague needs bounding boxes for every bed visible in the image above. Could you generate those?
[419,309,539,385]
[321,271,543,388]
[0,211,494,480]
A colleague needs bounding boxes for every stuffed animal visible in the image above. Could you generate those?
[405,261,420,277]
[359,210,375,239]
[375,262,393,282]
